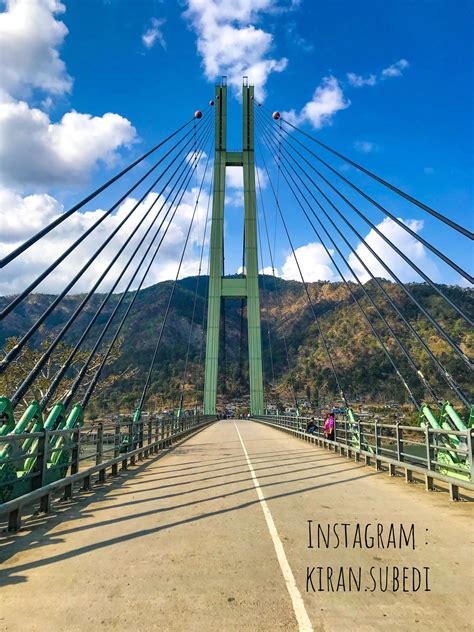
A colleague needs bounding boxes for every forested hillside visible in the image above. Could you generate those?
[1,276,472,416]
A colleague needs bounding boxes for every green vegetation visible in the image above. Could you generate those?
[1,276,472,417]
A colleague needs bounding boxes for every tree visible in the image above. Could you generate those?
[0,336,136,417]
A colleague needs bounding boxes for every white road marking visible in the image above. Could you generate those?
[234,422,313,632]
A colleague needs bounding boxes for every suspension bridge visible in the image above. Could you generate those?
[0,79,472,631]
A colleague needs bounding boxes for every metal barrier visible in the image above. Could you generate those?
[252,415,474,501]
[0,414,217,532]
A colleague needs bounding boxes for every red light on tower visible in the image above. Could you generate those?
[209,100,215,106]
[194,110,203,119]
[272,111,280,120]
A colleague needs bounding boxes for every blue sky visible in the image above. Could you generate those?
[0,0,472,293]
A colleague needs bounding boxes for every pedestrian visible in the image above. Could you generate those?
[323,412,335,441]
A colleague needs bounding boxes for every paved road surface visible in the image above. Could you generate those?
[0,420,472,631]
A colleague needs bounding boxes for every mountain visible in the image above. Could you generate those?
[1,276,472,415]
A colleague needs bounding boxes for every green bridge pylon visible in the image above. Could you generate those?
[203,79,264,415]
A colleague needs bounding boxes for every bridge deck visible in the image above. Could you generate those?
[0,420,472,631]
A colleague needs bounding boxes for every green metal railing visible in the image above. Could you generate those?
[252,414,474,500]
[0,413,217,532]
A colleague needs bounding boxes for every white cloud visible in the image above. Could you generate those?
[0,1,138,191]
[183,0,288,101]
[0,0,209,297]
[282,76,350,129]
[226,166,244,190]
[348,217,439,283]
[347,59,409,89]
[225,191,244,208]
[0,182,211,295]
[225,166,244,207]
[238,264,277,275]
[346,72,376,88]
[381,58,409,78]
[142,17,166,50]
[354,140,376,153]
[281,242,336,282]
[0,0,72,98]
[286,21,313,53]
[0,98,137,188]
[225,165,267,207]
[226,165,267,190]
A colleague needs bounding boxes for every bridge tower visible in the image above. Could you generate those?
[203,78,264,415]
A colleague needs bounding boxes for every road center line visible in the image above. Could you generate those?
[234,422,313,632]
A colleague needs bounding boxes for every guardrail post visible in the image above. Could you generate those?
[136,421,143,460]
[121,423,129,470]
[425,426,434,491]
[129,421,136,466]
[156,419,160,444]
[467,429,474,484]
[7,508,21,532]
[396,423,403,461]
[138,419,143,451]
[157,419,162,447]
[64,427,79,500]
[71,427,80,476]
[95,423,103,466]
[34,429,51,513]
[449,482,460,501]
[82,426,91,489]
[374,421,382,470]
[111,423,120,476]
[33,429,47,490]
[355,420,361,461]
[96,423,105,483]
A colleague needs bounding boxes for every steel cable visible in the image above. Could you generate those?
[136,139,214,412]
[257,121,445,407]
[77,124,213,410]
[39,120,213,409]
[256,136,348,406]
[1,116,211,375]
[10,119,213,409]
[256,110,472,369]
[177,164,214,413]
[256,101,472,240]
[257,117,471,407]
[272,123,473,284]
[0,115,200,268]
[255,163,299,411]
[0,119,207,318]
[257,123,421,408]
[268,120,473,299]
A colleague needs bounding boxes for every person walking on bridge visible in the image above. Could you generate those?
[323,412,335,441]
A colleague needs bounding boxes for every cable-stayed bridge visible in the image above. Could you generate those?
[0,79,472,631]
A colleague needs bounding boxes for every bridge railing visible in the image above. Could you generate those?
[252,415,474,500]
[0,414,217,532]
